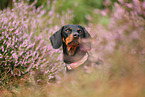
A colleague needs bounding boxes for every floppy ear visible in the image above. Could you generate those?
[49,27,64,49]
[81,27,92,51]
[82,27,91,38]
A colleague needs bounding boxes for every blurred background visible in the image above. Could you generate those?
[0,0,145,97]
[0,0,118,25]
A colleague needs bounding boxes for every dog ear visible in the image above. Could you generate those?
[81,27,92,51]
[82,27,91,38]
[49,26,64,49]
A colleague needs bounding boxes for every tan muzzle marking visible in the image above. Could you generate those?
[63,33,81,55]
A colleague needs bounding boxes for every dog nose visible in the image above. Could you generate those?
[73,33,80,38]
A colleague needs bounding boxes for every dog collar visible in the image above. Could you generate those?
[66,53,89,70]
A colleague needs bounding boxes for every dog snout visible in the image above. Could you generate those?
[73,32,80,39]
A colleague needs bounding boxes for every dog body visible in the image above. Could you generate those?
[50,24,91,71]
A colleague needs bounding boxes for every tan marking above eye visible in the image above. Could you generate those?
[66,28,71,33]
[78,29,82,33]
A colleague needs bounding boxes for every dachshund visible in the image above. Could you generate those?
[50,24,92,72]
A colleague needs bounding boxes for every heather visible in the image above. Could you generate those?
[0,0,145,97]
[0,0,72,88]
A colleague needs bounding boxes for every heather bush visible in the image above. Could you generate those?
[0,0,145,96]
[89,0,145,60]
[0,0,106,24]
[107,0,145,79]
[0,0,73,88]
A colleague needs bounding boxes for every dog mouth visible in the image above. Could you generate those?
[63,34,81,56]
[67,40,79,46]
[66,40,80,56]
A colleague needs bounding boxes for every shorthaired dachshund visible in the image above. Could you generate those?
[50,24,91,72]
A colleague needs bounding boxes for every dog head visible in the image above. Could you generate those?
[50,24,91,55]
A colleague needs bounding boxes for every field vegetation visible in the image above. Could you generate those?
[0,0,145,97]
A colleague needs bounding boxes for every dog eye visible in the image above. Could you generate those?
[65,29,70,33]
[78,30,82,34]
